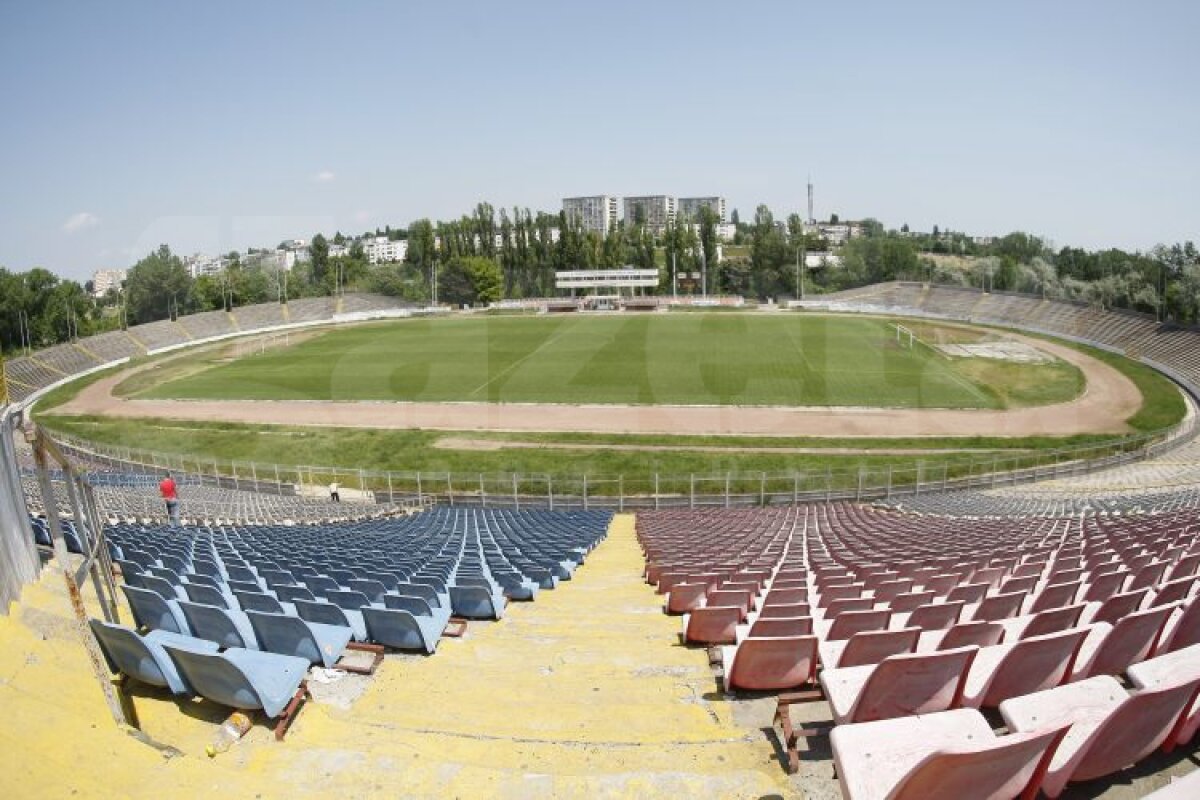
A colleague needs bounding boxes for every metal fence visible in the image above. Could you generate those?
[43,411,1199,515]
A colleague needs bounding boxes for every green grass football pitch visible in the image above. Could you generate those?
[142,314,1039,409]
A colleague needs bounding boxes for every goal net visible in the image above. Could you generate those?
[233,331,290,359]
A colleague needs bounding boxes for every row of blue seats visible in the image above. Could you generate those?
[109,508,611,654]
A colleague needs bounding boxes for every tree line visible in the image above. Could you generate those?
[2,202,1197,355]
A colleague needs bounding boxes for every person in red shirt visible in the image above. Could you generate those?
[159,473,180,527]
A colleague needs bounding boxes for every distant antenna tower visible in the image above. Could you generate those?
[807,177,814,225]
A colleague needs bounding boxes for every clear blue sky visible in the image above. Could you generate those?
[2,0,1197,281]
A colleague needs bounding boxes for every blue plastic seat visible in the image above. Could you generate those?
[245,610,352,669]
[161,645,309,720]
[225,565,260,585]
[138,574,185,601]
[362,607,443,654]
[276,584,317,603]
[89,619,218,695]
[233,590,293,616]
[325,590,375,611]
[177,600,259,649]
[385,593,450,627]
[183,582,231,609]
[348,579,388,604]
[303,575,342,598]
[122,584,191,635]
[294,599,367,642]
[449,583,506,620]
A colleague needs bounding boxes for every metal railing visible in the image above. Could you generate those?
[42,412,1198,515]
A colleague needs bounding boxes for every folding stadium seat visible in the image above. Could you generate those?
[1167,553,1200,582]
[294,598,368,642]
[744,617,812,640]
[158,554,190,575]
[183,582,232,610]
[683,606,743,645]
[971,591,1027,622]
[1127,643,1200,751]
[715,634,817,694]
[392,582,448,613]
[449,582,507,620]
[664,583,709,614]
[161,645,311,740]
[89,619,218,695]
[177,600,260,650]
[1155,598,1200,655]
[905,601,964,631]
[1071,605,1173,680]
[122,584,191,635]
[1011,604,1085,640]
[819,628,921,669]
[946,582,989,605]
[1150,576,1198,609]
[1000,673,1200,798]
[147,565,180,583]
[873,579,914,604]
[1083,570,1128,603]
[245,610,362,671]
[1089,589,1148,626]
[823,597,874,620]
[819,609,891,641]
[137,574,186,601]
[960,627,1089,709]
[706,588,755,617]
[830,709,1067,800]
[225,565,260,586]
[325,589,380,613]
[923,574,961,596]
[183,572,223,591]
[759,603,810,620]
[1129,560,1172,592]
[259,569,299,591]
[818,646,979,725]
[816,583,863,608]
[302,575,343,599]
[227,578,264,596]
[1030,581,1082,614]
[937,621,1005,651]
[889,590,935,613]
[763,588,807,606]
[234,589,294,616]
[275,584,317,604]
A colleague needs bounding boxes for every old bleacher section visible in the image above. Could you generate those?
[94,507,608,730]
[640,504,1200,795]
[2,293,409,404]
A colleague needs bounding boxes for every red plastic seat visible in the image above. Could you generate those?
[832,709,1067,800]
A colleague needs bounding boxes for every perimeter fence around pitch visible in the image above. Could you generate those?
[42,413,1199,515]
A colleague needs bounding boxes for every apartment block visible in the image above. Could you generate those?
[623,195,676,232]
[562,195,620,236]
[677,196,727,223]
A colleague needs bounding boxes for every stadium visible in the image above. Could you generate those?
[2,281,1200,798]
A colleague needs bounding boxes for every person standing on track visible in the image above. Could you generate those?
[329,481,341,503]
[159,472,181,527]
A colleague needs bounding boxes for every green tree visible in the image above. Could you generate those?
[309,234,330,284]
[124,245,192,324]
[436,256,503,306]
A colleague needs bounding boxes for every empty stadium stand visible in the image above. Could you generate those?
[638,503,1200,789]
[1,293,410,404]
